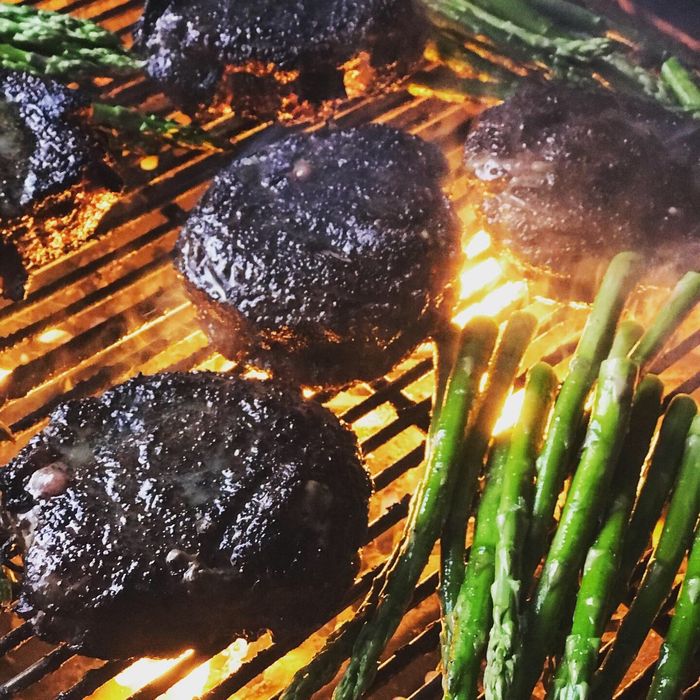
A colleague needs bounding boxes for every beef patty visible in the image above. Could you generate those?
[0,372,371,659]
[0,70,117,300]
[463,82,700,280]
[175,124,461,388]
[136,0,427,119]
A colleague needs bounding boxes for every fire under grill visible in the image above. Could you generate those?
[0,1,699,698]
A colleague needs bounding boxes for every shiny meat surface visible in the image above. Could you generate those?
[0,70,116,300]
[464,83,700,278]
[0,69,94,218]
[0,372,371,659]
[136,0,426,117]
[176,124,461,388]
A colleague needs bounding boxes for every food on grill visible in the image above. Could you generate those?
[284,259,700,700]
[0,69,117,300]
[176,124,461,388]
[0,3,142,81]
[136,0,427,119]
[0,372,371,659]
[463,83,700,279]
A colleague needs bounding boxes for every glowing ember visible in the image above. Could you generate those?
[463,229,492,258]
[493,389,525,436]
[162,639,249,699]
[460,257,502,299]
[0,368,11,382]
[110,651,192,694]
[37,328,71,344]
[140,155,160,171]
[242,367,272,381]
[453,280,528,328]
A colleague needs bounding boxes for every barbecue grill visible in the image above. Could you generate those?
[0,1,699,698]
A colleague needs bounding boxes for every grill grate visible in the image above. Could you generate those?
[1,1,699,698]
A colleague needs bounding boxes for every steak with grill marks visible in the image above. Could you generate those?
[0,69,117,300]
[0,372,371,659]
[463,83,700,283]
[136,0,427,119]
[175,124,461,388]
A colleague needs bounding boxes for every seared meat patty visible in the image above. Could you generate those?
[136,0,427,119]
[0,70,117,300]
[463,83,700,279]
[176,124,461,388]
[0,372,370,659]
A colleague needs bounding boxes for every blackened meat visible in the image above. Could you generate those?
[136,0,427,119]
[0,372,370,659]
[463,83,700,280]
[176,124,461,388]
[0,70,117,300]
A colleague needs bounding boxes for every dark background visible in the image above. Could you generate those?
[626,0,700,39]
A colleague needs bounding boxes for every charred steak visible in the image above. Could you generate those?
[136,0,427,119]
[0,372,371,659]
[0,69,116,300]
[176,124,461,388]
[463,83,700,280]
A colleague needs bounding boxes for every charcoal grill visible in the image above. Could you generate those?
[0,1,699,698]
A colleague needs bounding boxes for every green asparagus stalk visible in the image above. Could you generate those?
[0,4,141,79]
[443,437,510,700]
[463,0,555,35]
[513,355,639,699]
[593,415,700,700]
[330,318,498,700]
[647,521,700,700]
[618,395,698,596]
[661,57,700,111]
[609,320,644,360]
[90,102,224,151]
[630,271,700,372]
[522,252,641,583]
[529,0,606,33]
[548,374,664,700]
[281,325,482,700]
[0,39,141,78]
[484,362,558,700]
[440,312,538,651]
[0,3,122,50]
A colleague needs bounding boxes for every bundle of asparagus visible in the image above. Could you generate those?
[420,0,700,118]
[281,253,700,700]
[0,2,141,78]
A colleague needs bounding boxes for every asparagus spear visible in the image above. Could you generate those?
[528,0,606,33]
[90,103,225,151]
[281,326,484,700]
[661,57,700,111]
[618,395,698,595]
[484,362,558,700]
[0,4,141,79]
[513,355,639,699]
[647,521,700,700]
[443,437,510,700]
[522,252,641,583]
[548,374,664,700]
[329,318,498,700]
[0,40,141,78]
[440,312,537,652]
[0,3,123,50]
[593,415,700,700]
[630,271,700,372]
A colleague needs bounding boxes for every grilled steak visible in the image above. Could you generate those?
[463,83,700,282]
[0,372,371,659]
[176,124,461,388]
[0,70,117,300]
[136,0,427,119]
